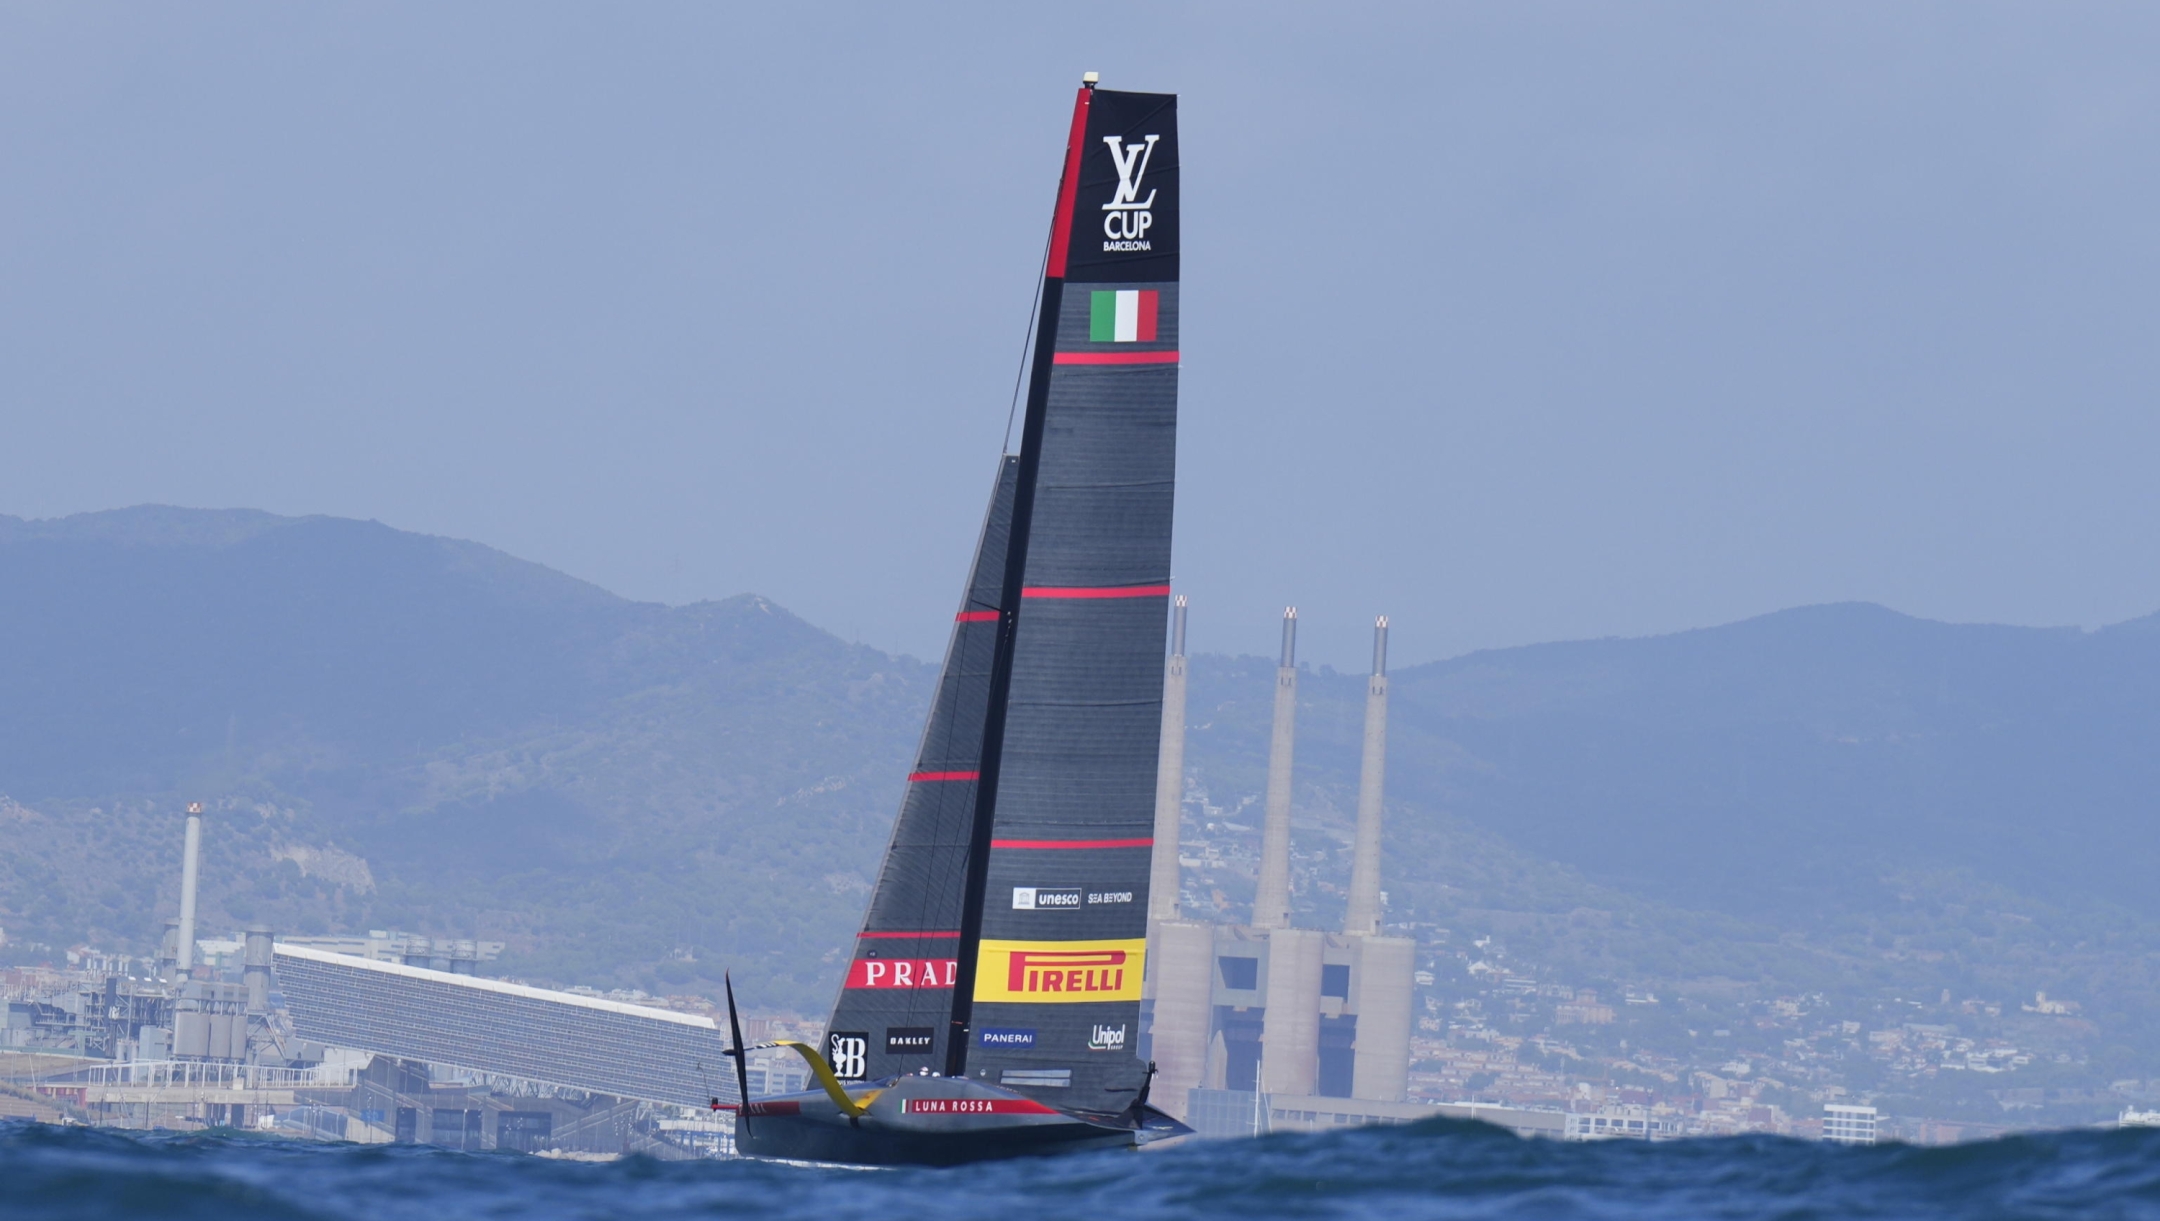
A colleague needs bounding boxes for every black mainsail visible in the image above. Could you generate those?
[737,79,1182,1164]
[944,85,1179,1117]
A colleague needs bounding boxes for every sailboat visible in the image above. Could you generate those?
[726,75,1189,1166]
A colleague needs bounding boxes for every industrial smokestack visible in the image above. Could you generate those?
[176,802,203,974]
[1142,600,1215,1122]
[1253,608,1298,929]
[1344,617,1390,936]
[1148,596,1190,924]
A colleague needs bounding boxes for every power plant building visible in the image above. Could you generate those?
[8,803,736,1154]
[1144,609,1417,1128]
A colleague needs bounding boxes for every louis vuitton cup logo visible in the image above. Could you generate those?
[1101,134,1160,251]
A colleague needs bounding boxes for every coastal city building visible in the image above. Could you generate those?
[0,805,740,1155]
[0,651,2130,1154]
[1823,1104,1879,1145]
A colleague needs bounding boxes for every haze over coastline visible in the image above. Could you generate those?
[8,505,2160,1133]
[4,4,2159,667]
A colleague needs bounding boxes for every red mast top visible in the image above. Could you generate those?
[1043,80,1096,279]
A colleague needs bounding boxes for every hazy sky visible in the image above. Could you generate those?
[4,4,2157,667]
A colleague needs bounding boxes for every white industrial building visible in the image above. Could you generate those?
[1823,1103,1879,1144]
[1143,605,1418,1131]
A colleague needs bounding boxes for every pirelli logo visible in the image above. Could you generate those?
[972,939,1146,1003]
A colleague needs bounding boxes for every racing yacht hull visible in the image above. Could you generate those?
[733,1074,1176,1166]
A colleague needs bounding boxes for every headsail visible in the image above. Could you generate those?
[948,86,1180,1117]
[822,457,1018,1082]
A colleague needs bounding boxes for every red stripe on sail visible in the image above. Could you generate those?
[909,770,980,782]
[1045,87,1095,279]
[1052,350,1180,365]
[1137,290,1159,341]
[991,837,1155,850]
[858,930,961,939]
[1022,584,1171,599]
[954,610,999,622]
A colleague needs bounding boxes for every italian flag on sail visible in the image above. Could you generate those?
[1089,289,1159,343]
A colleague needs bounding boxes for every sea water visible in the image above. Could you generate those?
[7,1116,2159,1220]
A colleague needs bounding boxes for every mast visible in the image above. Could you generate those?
[945,78,1099,1075]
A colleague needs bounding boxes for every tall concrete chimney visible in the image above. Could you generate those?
[1252,608,1298,930]
[176,802,203,974]
[1144,597,1217,1121]
[1344,617,1389,936]
[1148,596,1189,924]
[1140,599,1216,1121]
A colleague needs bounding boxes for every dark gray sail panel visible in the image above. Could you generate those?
[824,457,1017,1082]
[967,356,1175,1106]
[993,600,1168,828]
[963,89,1179,1116]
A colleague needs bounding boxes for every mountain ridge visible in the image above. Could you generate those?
[4,506,2158,1050]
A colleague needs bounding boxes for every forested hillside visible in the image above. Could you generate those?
[0,507,932,1009]
[5,506,2159,1048]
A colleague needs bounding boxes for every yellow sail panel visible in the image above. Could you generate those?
[972,939,1146,1003]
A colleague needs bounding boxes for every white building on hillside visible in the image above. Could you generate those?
[1823,1103,1878,1145]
